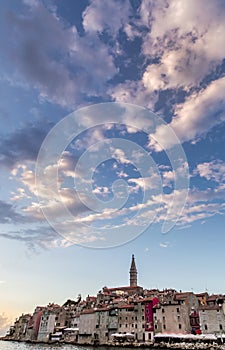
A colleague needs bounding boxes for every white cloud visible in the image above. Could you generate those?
[73,127,107,152]
[194,160,225,183]
[160,242,170,248]
[149,76,225,149]
[92,186,110,195]
[128,175,160,192]
[82,0,131,35]
[110,147,131,165]
[141,0,225,91]
[110,80,157,110]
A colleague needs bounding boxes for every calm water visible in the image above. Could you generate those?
[0,342,156,350]
[0,342,95,350]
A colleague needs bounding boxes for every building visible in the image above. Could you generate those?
[5,255,225,345]
[26,306,44,340]
[13,314,31,340]
[78,309,96,344]
[199,295,225,334]
[154,292,199,334]
[37,304,61,342]
[130,254,137,287]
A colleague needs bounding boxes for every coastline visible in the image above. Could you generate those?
[1,337,225,350]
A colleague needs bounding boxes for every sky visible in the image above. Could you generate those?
[0,0,225,335]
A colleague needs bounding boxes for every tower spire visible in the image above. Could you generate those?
[129,254,137,287]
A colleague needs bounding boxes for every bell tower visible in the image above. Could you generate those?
[129,254,137,287]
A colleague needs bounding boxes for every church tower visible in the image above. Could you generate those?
[129,254,138,287]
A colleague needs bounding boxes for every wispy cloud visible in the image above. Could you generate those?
[160,242,170,248]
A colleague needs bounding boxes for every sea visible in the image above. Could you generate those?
[0,343,98,350]
[0,343,159,350]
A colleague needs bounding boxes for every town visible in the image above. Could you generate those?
[3,255,225,347]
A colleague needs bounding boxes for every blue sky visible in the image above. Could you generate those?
[0,0,225,335]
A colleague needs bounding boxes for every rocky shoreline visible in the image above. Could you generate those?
[1,337,225,350]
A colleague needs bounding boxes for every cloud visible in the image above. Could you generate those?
[149,76,225,149]
[109,0,225,147]
[24,188,91,220]
[110,80,157,110]
[0,200,26,224]
[82,0,131,35]
[0,313,11,337]
[128,175,160,192]
[73,127,106,152]
[160,242,170,248]
[141,0,225,91]
[0,121,53,169]
[110,147,131,165]
[0,226,65,251]
[194,160,225,183]
[3,0,118,107]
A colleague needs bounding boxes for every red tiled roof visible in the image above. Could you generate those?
[207,294,225,301]
[108,286,143,291]
[199,306,221,311]
[195,293,208,297]
[118,304,135,309]
[174,292,192,300]
[81,309,95,314]
[95,308,109,312]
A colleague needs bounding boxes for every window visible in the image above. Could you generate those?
[126,324,127,327]
[148,333,151,340]
[177,308,180,313]
[163,324,166,330]
[220,325,223,330]
[135,324,137,329]
[96,325,99,328]
[132,324,134,328]
[179,324,182,329]
[142,316,144,320]
[135,316,137,321]
[204,325,208,330]
[142,324,145,328]
[155,324,158,329]
[163,316,165,322]
[178,315,180,321]
[162,308,165,313]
